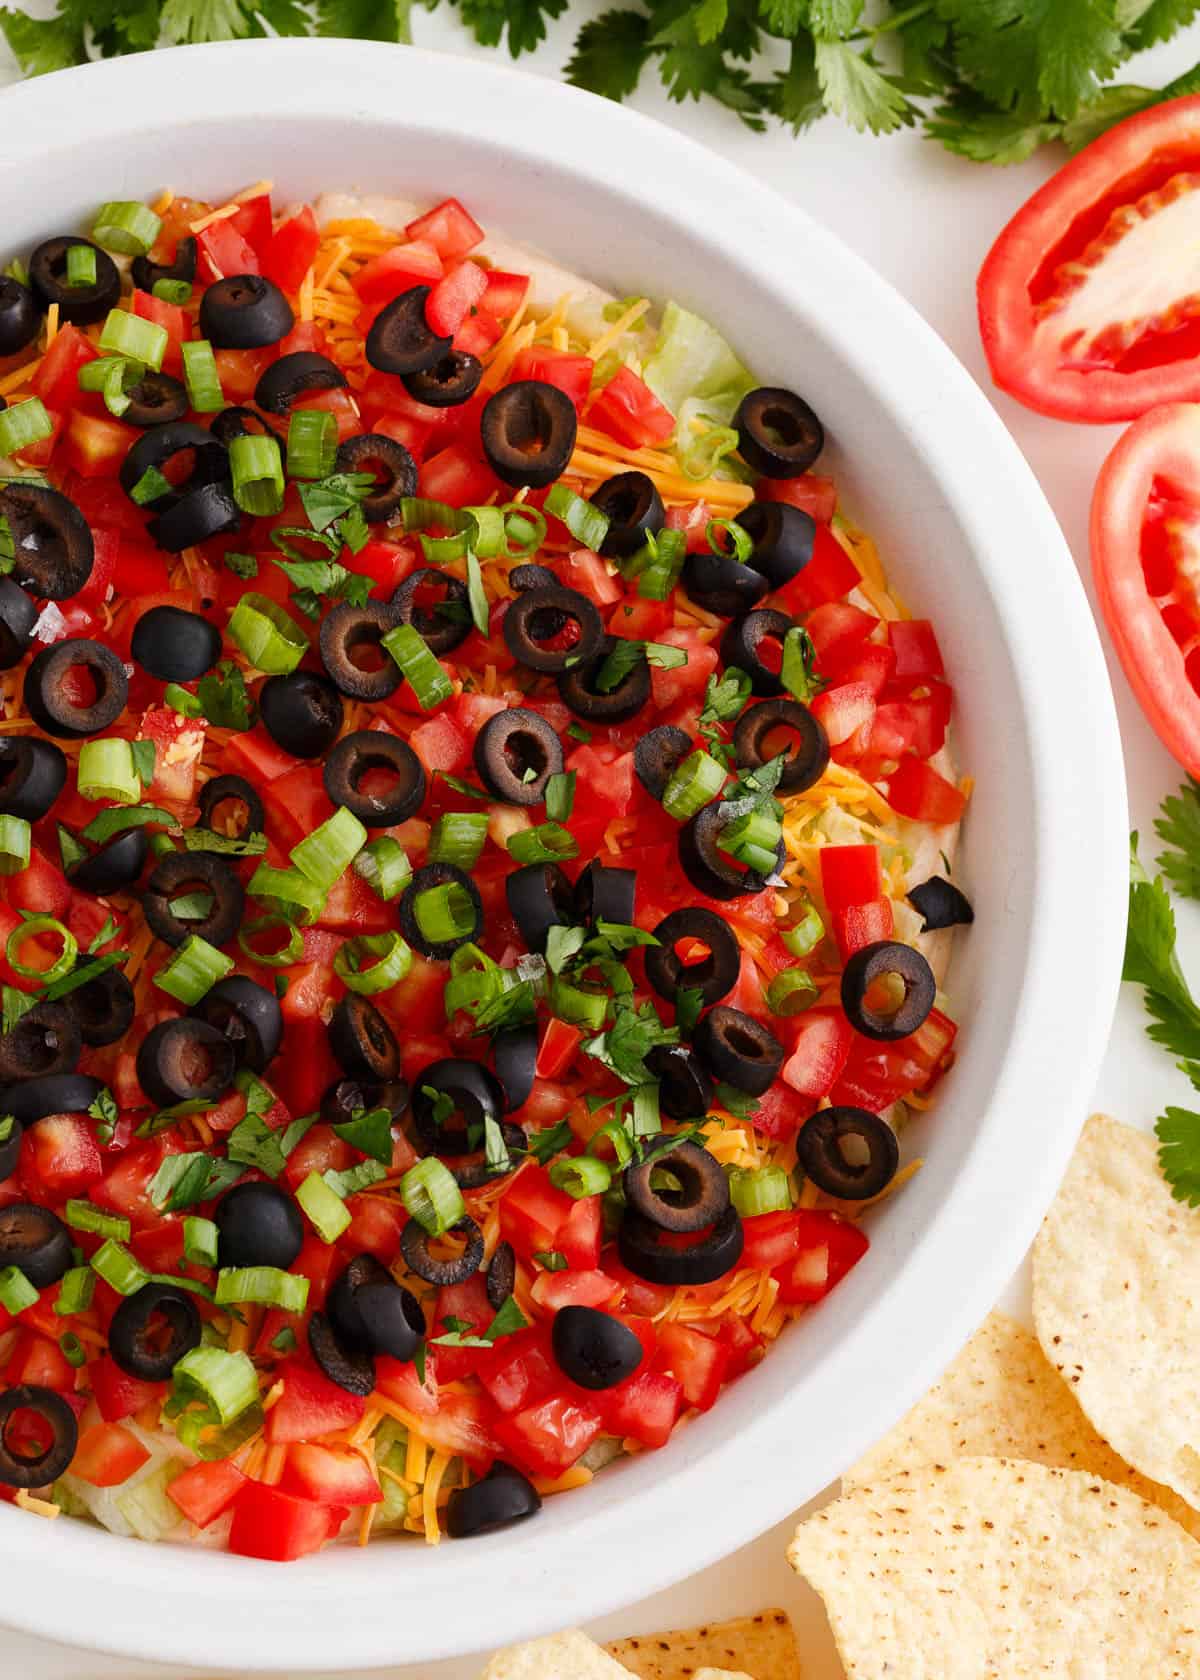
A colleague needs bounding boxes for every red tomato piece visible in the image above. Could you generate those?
[21,1114,101,1199]
[536,1018,582,1081]
[265,1359,367,1445]
[810,680,875,748]
[805,601,876,666]
[740,1210,807,1271]
[772,1212,868,1305]
[375,1350,440,1416]
[602,1365,682,1448]
[62,411,137,479]
[756,473,837,523]
[831,898,894,961]
[554,547,623,608]
[588,365,674,449]
[405,198,486,261]
[498,1165,578,1262]
[229,1482,341,1562]
[279,1444,382,1507]
[130,289,189,373]
[168,1458,247,1528]
[425,261,488,338]
[70,1422,151,1488]
[33,324,98,410]
[481,270,530,321]
[530,1268,620,1313]
[780,1008,854,1103]
[886,619,944,681]
[89,1356,166,1423]
[197,220,259,283]
[510,347,594,412]
[827,641,895,698]
[351,241,444,311]
[495,1392,603,1480]
[773,525,859,614]
[477,1328,556,1415]
[886,756,966,824]
[262,205,320,292]
[819,844,882,911]
[658,1322,731,1412]
[418,444,498,507]
[6,1329,76,1392]
[6,847,70,920]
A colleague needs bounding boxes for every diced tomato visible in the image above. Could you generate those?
[602,1365,682,1448]
[5,1329,76,1393]
[115,539,171,596]
[886,756,966,824]
[831,1007,957,1111]
[498,1165,578,1262]
[262,205,321,292]
[351,242,444,311]
[780,1008,854,1103]
[740,1210,807,1271]
[510,347,594,412]
[831,897,894,961]
[658,1322,730,1412]
[263,762,333,850]
[197,219,259,283]
[650,629,719,711]
[266,1359,367,1444]
[588,365,674,448]
[21,1114,101,1199]
[495,1392,603,1479]
[220,727,300,785]
[70,1422,151,1488]
[229,1482,341,1562]
[772,1212,868,1304]
[6,846,70,920]
[773,524,860,614]
[481,269,530,321]
[828,641,895,698]
[425,260,488,337]
[536,1018,582,1081]
[603,1257,673,1319]
[418,445,498,508]
[409,710,470,778]
[281,1125,352,1194]
[477,1328,556,1415]
[717,1314,764,1378]
[130,288,189,373]
[212,346,274,404]
[810,681,875,749]
[33,324,98,410]
[556,1193,604,1271]
[279,1443,382,1507]
[62,411,137,479]
[553,547,623,608]
[819,844,882,911]
[92,1139,171,1229]
[530,1268,620,1313]
[757,473,838,523]
[89,1355,166,1423]
[887,619,944,681]
[805,601,876,667]
[405,198,485,261]
[168,1458,247,1528]
[375,1350,440,1416]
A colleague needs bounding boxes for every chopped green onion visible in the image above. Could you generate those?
[92,201,161,256]
[183,1216,219,1269]
[130,465,172,506]
[162,683,203,719]
[230,433,285,517]
[548,974,608,1031]
[55,1265,94,1316]
[381,622,453,710]
[728,1165,792,1217]
[295,1171,352,1244]
[0,815,30,876]
[0,1265,38,1315]
[270,1326,297,1354]
[6,915,76,983]
[90,1239,149,1296]
[414,881,477,946]
[781,903,824,958]
[719,807,781,865]
[81,803,174,846]
[154,934,234,1005]
[587,1115,634,1167]
[238,913,305,967]
[333,931,413,996]
[544,771,575,824]
[247,863,326,926]
[0,397,53,459]
[99,308,167,372]
[466,506,505,558]
[632,1081,661,1136]
[66,244,98,289]
[399,496,478,563]
[76,738,141,805]
[706,517,753,565]
[279,1110,318,1159]
[228,593,307,675]
[286,409,337,480]
[544,483,610,551]
[181,339,225,413]
[173,1345,259,1425]
[323,1159,387,1200]
[65,1200,131,1242]
[331,1105,394,1166]
[549,1154,612,1199]
[780,625,823,705]
[466,549,489,635]
[354,836,411,902]
[152,277,192,306]
[58,1331,86,1368]
[506,822,578,866]
[428,811,488,870]
[400,1156,465,1237]
[765,966,819,1016]
[679,422,739,481]
[57,825,88,874]
[290,806,366,892]
[215,1266,310,1313]
[661,749,725,821]
[499,503,545,557]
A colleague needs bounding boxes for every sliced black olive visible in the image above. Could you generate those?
[0,1202,72,1286]
[147,481,241,552]
[678,804,783,902]
[798,1106,899,1200]
[324,730,425,826]
[644,1042,714,1120]
[591,471,664,560]
[29,237,119,326]
[354,1281,425,1361]
[67,826,148,896]
[67,966,135,1049]
[557,636,651,725]
[195,773,264,844]
[721,609,791,697]
[908,875,974,932]
[137,1018,236,1109]
[645,908,739,1007]
[482,381,577,490]
[618,1205,743,1287]
[473,707,564,806]
[693,1005,783,1095]
[390,567,472,657]
[736,500,816,589]
[109,1282,202,1382]
[208,405,287,449]
[503,585,603,674]
[399,863,483,961]
[119,421,229,512]
[0,1073,103,1129]
[446,1461,541,1539]
[131,235,197,295]
[23,639,127,740]
[131,604,221,683]
[401,1214,484,1286]
[308,1310,375,1397]
[122,371,189,430]
[216,1181,303,1271]
[334,433,417,524]
[552,1306,644,1391]
[0,1001,80,1083]
[505,862,575,955]
[200,273,294,350]
[0,738,66,823]
[327,1252,392,1350]
[633,725,692,802]
[624,1138,730,1233]
[402,350,483,409]
[841,940,937,1042]
[682,548,769,618]
[412,1058,505,1154]
[733,697,829,796]
[0,1384,77,1488]
[485,1241,517,1311]
[0,483,94,601]
[319,601,402,701]
[0,277,39,357]
[142,851,244,950]
[259,670,344,760]
[329,994,400,1082]
[0,579,37,671]
[509,562,559,593]
[574,860,635,928]
[366,286,451,377]
[494,1026,537,1114]
[191,976,282,1073]
[320,1077,409,1129]
[735,386,824,479]
[0,1114,20,1180]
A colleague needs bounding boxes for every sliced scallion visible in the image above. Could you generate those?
[728,1165,792,1217]
[661,748,725,821]
[399,497,478,564]
[414,881,476,946]
[286,409,337,480]
[81,803,174,846]
[781,903,824,958]
[400,1157,465,1237]
[544,771,575,824]
[290,806,367,892]
[0,397,53,459]
[214,1265,310,1313]
[0,815,30,876]
[65,244,98,289]
[506,822,578,866]
[59,1331,86,1368]
[65,1200,131,1243]
[98,308,167,372]
[548,975,608,1031]
[90,1238,150,1296]
[247,863,326,926]
[92,201,161,256]
[0,1265,38,1315]
[549,1154,611,1199]
[54,1265,94,1316]
[381,622,453,711]
[333,931,413,996]
[228,593,307,675]
[154,934,234,1004]
[587,1115,634,1167]
[76,737,140,805]
[181,339,225,414]
[765,966,819,1016]
[152,277,192,306]
[544,483,610,552]
[631,1081,661,1136]
[130,465,172,506]
[6,915,76,984]
[428,811,488,870]
[354,836,411,902]
[295,1171,352,1244]
[183,1216,219,1269]
[173,1345,259,1425]
[237,914,305,968]
[163,683,203,719]
[706,516,754,566]
[230,433,285,518]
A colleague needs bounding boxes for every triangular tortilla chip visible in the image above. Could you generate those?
[483,1631,632,1679]
[605,1610,801,1680]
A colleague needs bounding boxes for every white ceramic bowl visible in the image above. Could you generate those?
[0,39,1126,1671]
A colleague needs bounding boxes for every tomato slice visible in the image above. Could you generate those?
[978,96,1200,421]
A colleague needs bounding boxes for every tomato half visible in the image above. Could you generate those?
[978,95,1200,422]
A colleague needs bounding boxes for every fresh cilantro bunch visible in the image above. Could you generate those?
[3,0,1199,164]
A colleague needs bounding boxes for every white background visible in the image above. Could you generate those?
[1,13,1198,1676]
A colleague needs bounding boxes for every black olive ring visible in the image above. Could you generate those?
[693,1005,784,1097]
[136,1018,237,1110]
[737,499,816,589]
[733,698,830,796]
[309,1311,376,1398]
[624,1138,731,1234]
[389,568,472,657]
[323,730,426,827]
[735,386,824,480]
[146,482,241,553]
[0,738,66,823]
[195,773,265,844]
[486,1241,517,1311]
[142,851,245,950]
[132,235,197,296]
[402,350,483,410]
[681,548,769,619]
[574,860,635,928]
[678,803,784,902]
[481,381,577,490]
[644,1043,715,1121]
[328,994,401,1082]
[23,639,128,740]
[721,609,792,698]
[645,907,740,1007]
[0,277,39,358]
[130,604,222,683]
[0,1384,78,1489]
[840,940,937,1042]
[0,1201,72,1287]
[618,1205,744,1287]
[592,471,665,560]
[401,1215,485,1287]
[319,601,403,702]
[633,725,693,802]
[0,484,95,601]
[0,1074,104,1130]
[29,236,119,326]
[365,287,452,377]
[451,1123,527,1190]
[502,585,603,674]
[200,274,294,351]
[67,828,149,897]
[122,372,190,430]
[445,1462,541,1539]
[0,1000,80,1083]
[320,1077,409,1129]
[0,580,37,671]
[473,707,564,806]
[797,1106,900,1200]
[556,636,650,725]
[412,1058,506,1155]
[190,975,283,1074]
[335,434,418,524]
[119,421,230,513]
[255,351,347,415]
[67,966,136,1050]
[493,1027,537,1114]
[108,1282,202,1381]
[505,862,576,955]
[399,863,483,961]
[259,670,345,760]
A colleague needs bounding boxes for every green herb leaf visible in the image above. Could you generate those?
[130,739,157,787]
[224,551,259,580]
[298,471,374,533]
[196,661,255,732]
[226,1110,286,1179]
[332,1105,394,1165]
[532,1249,569,1271]
[526,1119,573,1164]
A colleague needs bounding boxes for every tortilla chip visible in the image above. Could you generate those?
[788,1457,1200,1677]
[605,1610,802,1680]
[844,1307,1200,1538]
[1033,1112,1200,1515]
[482,1631,632,1679]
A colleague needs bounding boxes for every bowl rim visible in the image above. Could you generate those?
[0,36,1128,1672]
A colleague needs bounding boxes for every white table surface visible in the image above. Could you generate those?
[2,15,1198,1676]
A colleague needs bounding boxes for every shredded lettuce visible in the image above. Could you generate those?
[642,302,756,425]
